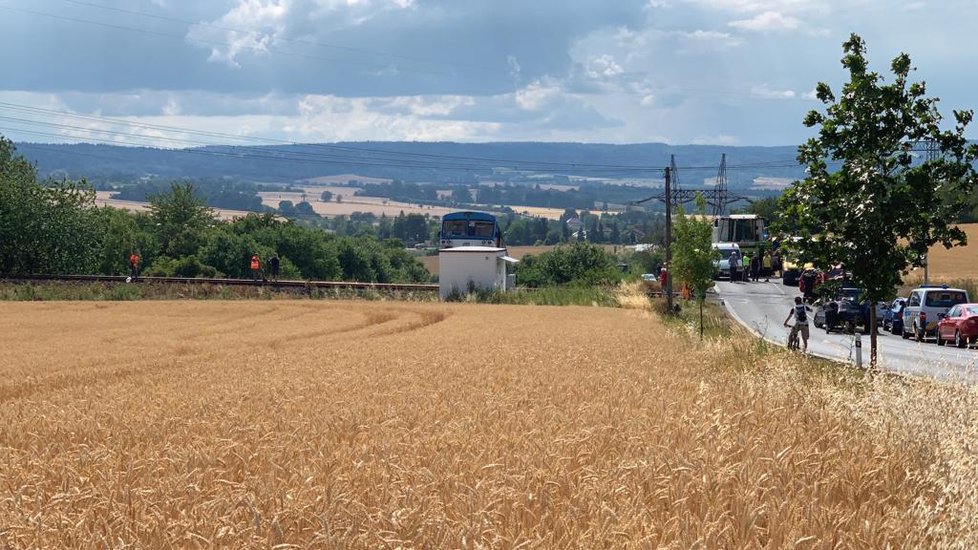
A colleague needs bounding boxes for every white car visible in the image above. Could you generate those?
[902,285,970,341]
[712,242,741,279]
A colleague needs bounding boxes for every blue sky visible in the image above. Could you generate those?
[1,0,975,146]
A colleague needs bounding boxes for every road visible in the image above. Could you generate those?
[717,278,978,382]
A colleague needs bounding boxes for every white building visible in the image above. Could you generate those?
[438,246,518,299]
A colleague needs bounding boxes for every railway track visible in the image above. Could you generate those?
[2,274,439,293]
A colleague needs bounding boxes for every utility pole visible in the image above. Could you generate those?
[664,166,673,314]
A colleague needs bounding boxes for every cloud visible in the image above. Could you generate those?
[729,11,800,32]
[751,85,797,99]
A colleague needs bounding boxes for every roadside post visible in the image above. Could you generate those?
[854,333,863,368]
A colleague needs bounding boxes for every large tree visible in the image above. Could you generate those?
[780,34,978,366]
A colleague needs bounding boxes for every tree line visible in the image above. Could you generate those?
[0,138,429,283]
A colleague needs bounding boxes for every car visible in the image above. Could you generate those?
[902,285,971,342]
[813,286,868,333]
[712,242,741,279]
[882,298,907,334]
[641,273,657,282]
[936,303,978,348]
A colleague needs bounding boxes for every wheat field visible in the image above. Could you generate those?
[1,299,976,547]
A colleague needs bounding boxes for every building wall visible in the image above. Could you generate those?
[439,249,507,299]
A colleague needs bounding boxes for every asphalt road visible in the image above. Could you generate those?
[717,278,978,382]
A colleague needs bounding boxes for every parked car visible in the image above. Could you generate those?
[882,298,907,334]
[936,303,978,348]
[712,242,741,279]
[902,285,971,342]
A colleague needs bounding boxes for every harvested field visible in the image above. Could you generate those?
[94,192,253,222]
[0,300,975,547]
[903,222,978,283]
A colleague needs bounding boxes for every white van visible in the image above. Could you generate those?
[712,242,741,279]
[902,285,970,341]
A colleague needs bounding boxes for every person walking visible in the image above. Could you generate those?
[128,250,141,281]
[728,249,740,282]
[250,253,261,282]
[269,253,281,282]
[762,251,773,282]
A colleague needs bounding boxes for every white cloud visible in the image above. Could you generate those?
[729,11,800,32]
[751,85,797,99]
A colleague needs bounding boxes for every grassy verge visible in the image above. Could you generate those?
[0,281,438,302]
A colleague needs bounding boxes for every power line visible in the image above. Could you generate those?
[58,0,509,77]
[0,4,476,81]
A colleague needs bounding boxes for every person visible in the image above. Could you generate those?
[128,250,141,281]
[269,253,281,282]
[250,253,261,282]
[658,266,668,289]
[728,249,740,282]
[749,253,760,282]
[681,280,691,300]
[783,296,810,352]
[742,253,750,282]
[771,249,781,278]
[762,251,773,282]
[800,268,817,303]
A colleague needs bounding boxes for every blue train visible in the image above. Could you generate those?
[438,211,504,249]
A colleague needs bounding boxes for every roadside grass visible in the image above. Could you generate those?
[899,276,978,301]
[0,281,438,302]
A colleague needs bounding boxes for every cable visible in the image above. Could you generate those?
[0,4,473,80]
[58,0,509,77]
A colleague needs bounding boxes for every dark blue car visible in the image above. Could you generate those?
[883,298,907,334]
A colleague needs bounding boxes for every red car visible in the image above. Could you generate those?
[936,303,978,348]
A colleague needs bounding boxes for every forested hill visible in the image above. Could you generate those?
[14,141,805,187]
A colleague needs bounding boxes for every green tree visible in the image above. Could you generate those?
[671,195,720,339]
[780,34,978,366]
[149,183,214,258]
[320,190,333,202]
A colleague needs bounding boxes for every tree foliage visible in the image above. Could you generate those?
[779,34,978,363]
[671,195,720,338]
[515,242,622,287]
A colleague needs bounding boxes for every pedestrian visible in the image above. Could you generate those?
[269,253,281,282]
[742,253,750,282]
[128,250,141,281]
[658,266,668,289]
[728,249,740,282]
[681,281,691,300]
[771,249,781,278]
[250,253,261,282]
[750,253,760,282]
[762,251,773,282]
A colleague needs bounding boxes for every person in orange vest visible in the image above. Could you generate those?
[681,281,691,300]
[128,250,141,281]
[250,253,261,282]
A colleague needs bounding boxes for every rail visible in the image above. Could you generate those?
[1,274,439,293]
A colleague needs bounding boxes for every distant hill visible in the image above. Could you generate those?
[13,141,806,189]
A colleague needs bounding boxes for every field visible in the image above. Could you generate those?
[904,222,978,282]
[2,299,977,546]
[94,192,254,222]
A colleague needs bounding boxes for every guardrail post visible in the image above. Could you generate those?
[854,333,863,368]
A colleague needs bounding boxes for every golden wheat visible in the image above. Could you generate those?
[0,299,973,547]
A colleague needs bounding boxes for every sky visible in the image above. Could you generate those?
[1,0,976,147]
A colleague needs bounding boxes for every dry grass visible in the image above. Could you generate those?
[0,300,975,547]
[902,223,978,282]
[93,192,253,221]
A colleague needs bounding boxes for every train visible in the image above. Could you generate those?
[438,211,504,249]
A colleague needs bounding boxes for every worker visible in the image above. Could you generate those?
[269,253,281,282]
[128,250,141,281]
[762,251,773,282]
[250,253,261,282]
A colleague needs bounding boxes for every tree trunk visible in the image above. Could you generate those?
[699,299,703,340]
[869,306,878,369]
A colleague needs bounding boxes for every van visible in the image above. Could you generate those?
[712,242,741,279]
[902,285,970,341]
